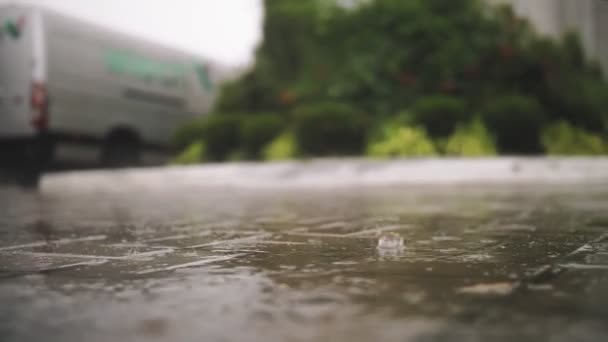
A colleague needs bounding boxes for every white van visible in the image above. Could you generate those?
[0,5,216,186]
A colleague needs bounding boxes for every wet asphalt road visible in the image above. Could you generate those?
[1,159,608,342]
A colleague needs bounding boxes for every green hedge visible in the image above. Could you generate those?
[197,115,242,161]
[542,121,606,155]
[211,0,608,158]
[482,96,545,154]
[240,114,284,159]
[444,119,497,156]
[543,77,608,133]
[174,113,285,162]
[367,121,437,158]
[173,141,206,165]
[173,119,207,151]
[411,96,469,138]
[293,102,368,156]
[263,131,298,160]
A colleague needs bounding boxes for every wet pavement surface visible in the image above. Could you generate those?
[1,160,608,341]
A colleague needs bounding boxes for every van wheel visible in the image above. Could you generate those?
[101,132,141,168]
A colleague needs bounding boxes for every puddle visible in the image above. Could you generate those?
[1,165,608,341]
[457,282,518,296]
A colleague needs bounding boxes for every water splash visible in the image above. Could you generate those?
[377,233,404,250]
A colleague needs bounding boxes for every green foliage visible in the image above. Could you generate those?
[173,119,207,150]
[445,119,497,156]
[367,123,437,158]
[293,102,368,156]
[219,0,504,115]
[173,141,206,165]
[542,75,608,133]
[241,114,284,159]
[207,0,608,158]
[198,115,242,161]
[227,150,247,161]
[532,32,608,133]
[263,132,298,161]
[542,121,606,155]
[482,96,545,154]
[216,72,283,113]
[411,96,469,138]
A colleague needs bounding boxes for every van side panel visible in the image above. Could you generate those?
[0,6,36,137]
[42,10,213,146]
[31,9,47,84]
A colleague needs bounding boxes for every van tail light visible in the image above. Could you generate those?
[30,82,48,130]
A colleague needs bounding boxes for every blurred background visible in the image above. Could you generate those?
[1,0,608,186]
[3,2,608,341]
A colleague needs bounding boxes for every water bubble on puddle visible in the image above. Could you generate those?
[377,233,404,250]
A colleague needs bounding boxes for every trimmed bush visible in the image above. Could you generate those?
[241,114,284,159]
[173,119,207,150]
[411,96,469,138]
[482,96,545,154]
[544,77,608,133]
[173,141,206,165]
[367,124,437,158]
[227,150,247,161]
[542,121,606,155]
[263,132,297,161]
[445,119,497,156]
[293,102,367,156]
[199,115,242,161]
